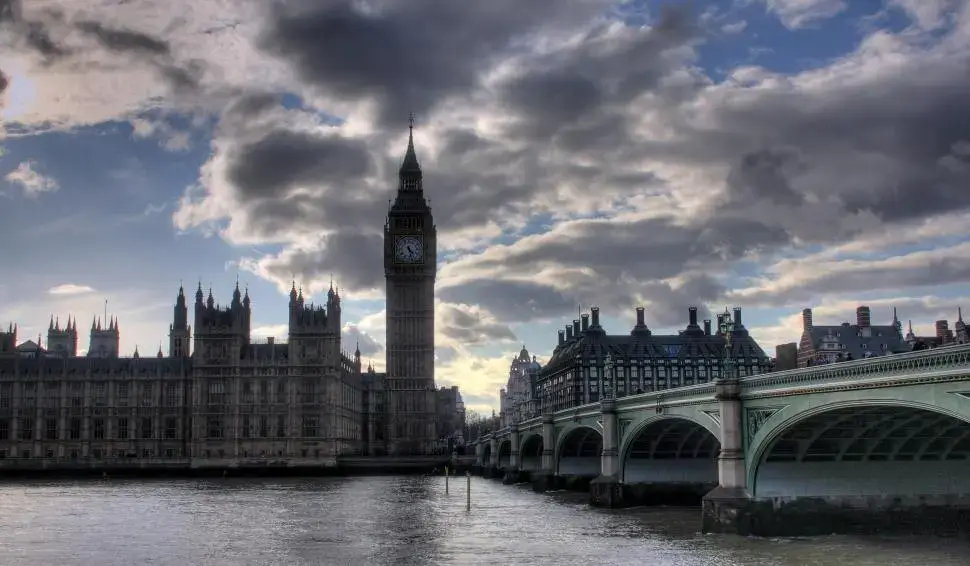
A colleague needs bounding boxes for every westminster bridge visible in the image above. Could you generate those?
[471,343,970,538]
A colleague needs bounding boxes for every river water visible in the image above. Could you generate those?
[0,476,967,565]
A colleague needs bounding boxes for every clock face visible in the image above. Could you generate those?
[395,236,423,263]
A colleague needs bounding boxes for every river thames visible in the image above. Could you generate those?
[0,476,967,565]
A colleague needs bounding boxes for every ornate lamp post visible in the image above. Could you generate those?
[603,352,615,400]
[719,309,736,382]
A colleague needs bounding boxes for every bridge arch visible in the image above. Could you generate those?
[520,433,543,471]
[556,425,602,476]
[748,400,970,498]
[619,415,721,484]
[497,439,512,469]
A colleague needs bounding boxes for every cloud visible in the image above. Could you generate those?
[889,0,957,30]
[721,20,748,34]
[4,160,58,197]
[48,284,96,296]
[342,323,384,359]
[760,0,847,29]
[730,243,970,308]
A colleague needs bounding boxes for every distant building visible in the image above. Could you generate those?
[904,309,970,349]
[797,305,909,367]
[0,125,467,466]
[774,342,798,371]
[499,346,542,427]
[435,385,466,447]
[533,306,771,413]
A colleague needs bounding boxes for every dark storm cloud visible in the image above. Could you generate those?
[497,7,697,142]
[258,0,609,129]
[438,280,575,323]
[2,4,203,94]
[228,130,373,199]
[342,324,383,358]
[728,244,970,309]
[188,2,970,327]
[0,2,72,64]
[75,20,171,55]
[251,232,385,294]
[437,304,517,346]
[438,216,784,324]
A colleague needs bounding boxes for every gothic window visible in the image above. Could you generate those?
[207,416,224,439]
[141,383,155,407]
[117,418,129,440]
[164,417,177,439]
[302,416,320,437]
[70,418,81,440]
[70,383,83,408]
[18,418,33,440]
[94,382,107,407]
[117,382,129,406]
[164,383,178,407]
[242,415,252,438]
[93,418,105,440]
[139,417,152,439]
[45,418,57,440]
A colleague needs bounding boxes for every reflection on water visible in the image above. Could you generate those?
[0,476,967,565]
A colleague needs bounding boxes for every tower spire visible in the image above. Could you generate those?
[399,113,422,181]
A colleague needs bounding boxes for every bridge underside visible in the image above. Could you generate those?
[621,418,720,505]
[558,427,601,478]
[520,435,542,471]
[757,405,970,498]
[705,405,970,538]
[497,441,511,470]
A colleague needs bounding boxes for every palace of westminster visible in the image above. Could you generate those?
[0,125,466,466]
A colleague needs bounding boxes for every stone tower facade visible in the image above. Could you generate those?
[383,121,438,455]
[169,285,191,358]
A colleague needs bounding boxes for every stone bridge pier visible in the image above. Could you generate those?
[502,424,525,484]
[529,412,557,492]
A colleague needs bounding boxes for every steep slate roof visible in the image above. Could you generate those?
[540,312,769,378]
[805,323,908,360]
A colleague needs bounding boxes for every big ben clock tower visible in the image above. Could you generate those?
[383,116,438,456]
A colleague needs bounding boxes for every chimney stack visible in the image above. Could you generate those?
[581,313,590,332]
[688,306,698,326]
[733,307,742,326]
[716,313,725,335]
[590,307,600,327]
[703,319,711,335]
[636,307,645,326]
[558,329,565,345]
[802,308,813,331]
[565,325,573,340]
[856,305,871,328]
[572,319,581,337]
[935,320,949,339]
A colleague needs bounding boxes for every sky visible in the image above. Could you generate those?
[1,0,969,416]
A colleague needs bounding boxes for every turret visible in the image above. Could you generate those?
[169,284,192,357]
[88,314,120,358]
[288,283,341,364]
[0,322,18,356]
[47,314,79,357]
[192,284,251,361]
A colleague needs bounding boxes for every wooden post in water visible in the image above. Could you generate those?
[466,471,471,511]
[445,466,450,494]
